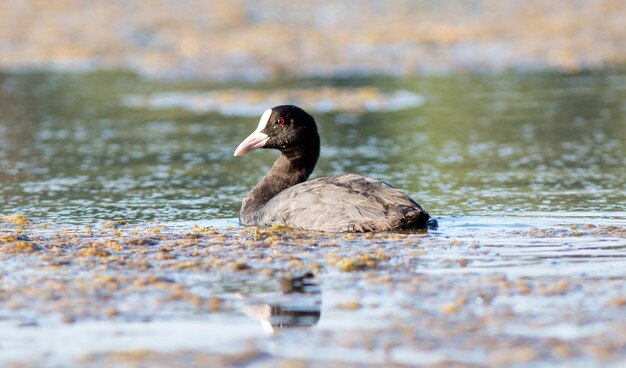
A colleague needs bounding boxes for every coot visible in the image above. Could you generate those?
[234,105,430,232]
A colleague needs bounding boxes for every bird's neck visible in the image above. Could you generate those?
[243,142,320,214]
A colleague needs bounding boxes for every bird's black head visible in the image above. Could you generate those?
[234,105,319,157]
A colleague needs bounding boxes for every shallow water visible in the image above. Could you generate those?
[1,70,626,366]
[1,216,626,366]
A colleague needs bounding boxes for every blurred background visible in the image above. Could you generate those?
[1,0,624,79]
[0,0,625,223]
[2,4,626,367]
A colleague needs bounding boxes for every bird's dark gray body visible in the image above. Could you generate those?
[234,105,430,232]
[240,173,429,232]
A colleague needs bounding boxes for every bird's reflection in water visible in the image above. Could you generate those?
[240,272,321,333]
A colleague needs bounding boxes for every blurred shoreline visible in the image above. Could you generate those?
[1,0,625,80]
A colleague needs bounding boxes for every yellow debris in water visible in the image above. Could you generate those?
[271,224,290,231]
[76,248,111,257]
[1,214,31,226]
[0,241,42,254]
[208,297,222,312]
[374,251,390,260]
[192,224,218,235]
[608,296,626,307]
[0,234,19,243]
[334,256,378,272]
[336,300,361,310]
[102,219,127,230]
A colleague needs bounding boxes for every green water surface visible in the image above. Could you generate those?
[0,71,624,224]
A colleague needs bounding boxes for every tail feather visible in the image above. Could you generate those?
[398,209,431,230]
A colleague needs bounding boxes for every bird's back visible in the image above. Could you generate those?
[250,174,430,232]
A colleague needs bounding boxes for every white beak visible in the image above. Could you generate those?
[233,108,273,157]
[233,131,270,156]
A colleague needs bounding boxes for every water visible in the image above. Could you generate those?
[1,71,623,223]
[1,70,626,366]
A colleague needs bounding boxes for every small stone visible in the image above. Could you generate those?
[231,262,251,271]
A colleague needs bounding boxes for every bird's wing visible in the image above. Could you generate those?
[259,174,423,232]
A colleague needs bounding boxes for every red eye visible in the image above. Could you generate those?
[278,118,285,126]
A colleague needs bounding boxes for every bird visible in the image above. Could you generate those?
[233,105,431,232]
